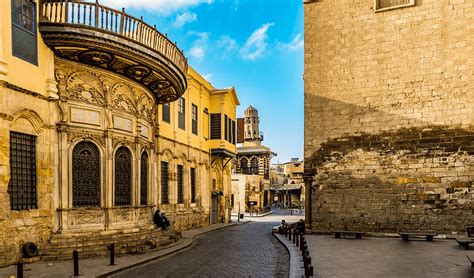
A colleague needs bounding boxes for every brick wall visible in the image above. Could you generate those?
[304,0,474,234]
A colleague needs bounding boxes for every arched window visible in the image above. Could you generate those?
[251,157,259,175]
[140,152,148,205]
[72,141,100,207]
[115,147,132,206]
[240,157,248,174]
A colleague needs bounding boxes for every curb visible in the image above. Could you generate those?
[232,211,274,218]
[98,223,239,277]
[273,232,305,278]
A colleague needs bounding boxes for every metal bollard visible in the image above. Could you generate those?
[17,262,23,278]
[302,249,309,261]
[293,230,296,244]
[109,243,115,266]
[73,250,79,277]
[305,264,314,277]
[296,233,299,247]
[300,235,304,250]
[289,229,292,240]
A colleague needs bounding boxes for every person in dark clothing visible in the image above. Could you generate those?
[161,213,170,231]
[153,209,165,229]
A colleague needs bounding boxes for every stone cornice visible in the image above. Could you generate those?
[0,81,57,102]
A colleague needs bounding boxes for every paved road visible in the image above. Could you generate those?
[114,212,298,278]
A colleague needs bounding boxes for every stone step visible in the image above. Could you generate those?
[39,238,176,261]
[38,228,177,262]
[49,229,170,244]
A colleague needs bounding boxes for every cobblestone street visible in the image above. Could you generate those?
[113,212,298,278]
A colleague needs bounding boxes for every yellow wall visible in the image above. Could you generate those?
[0,1,56,97]
[158,66,238,155]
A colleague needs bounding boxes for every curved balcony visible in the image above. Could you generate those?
[39,0,188,103]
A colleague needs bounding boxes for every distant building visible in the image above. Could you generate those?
[271,159,305,209]
[232,106,275,214]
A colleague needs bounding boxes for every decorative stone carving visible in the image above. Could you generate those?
[113,137,136,151]
[110,83,136,113]
[114,210,132,223]
[137,93,155,123]
[67,131,106,148]
[79,50,114,66]
[139,209,150,222]
[68,212,103,226]
[66,71,105,104]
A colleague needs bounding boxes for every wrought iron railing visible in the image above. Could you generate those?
[39,0,187,74]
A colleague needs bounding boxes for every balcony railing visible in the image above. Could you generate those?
[39,0,187,75]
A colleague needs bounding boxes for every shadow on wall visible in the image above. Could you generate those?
[304,95,474,234]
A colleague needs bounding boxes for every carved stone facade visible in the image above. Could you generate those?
[304,0,474,234]
[0,59,237,267]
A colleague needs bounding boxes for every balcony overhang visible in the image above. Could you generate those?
[210,148,236,158]
[39,0,187,104]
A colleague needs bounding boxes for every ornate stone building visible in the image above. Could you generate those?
[270,159,305,209]
[304,0,474,234]
[0,0,238,266]
[232,106,275,214]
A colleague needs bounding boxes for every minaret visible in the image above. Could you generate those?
[243,105,262,147]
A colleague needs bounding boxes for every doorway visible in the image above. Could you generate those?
[211,195,218,224]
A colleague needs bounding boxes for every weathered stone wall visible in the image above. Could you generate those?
[0,83,58,267]
[304,0,474,234]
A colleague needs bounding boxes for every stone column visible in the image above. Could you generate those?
[45,52,58,99]
[105,129,113,230]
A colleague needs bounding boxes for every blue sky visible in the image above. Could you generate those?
[103,0,304,163]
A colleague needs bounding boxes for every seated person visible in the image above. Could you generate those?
[153,209,165,229]
[161,213,171,231]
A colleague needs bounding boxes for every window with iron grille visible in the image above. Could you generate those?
[72,141,100,208]
[190,167,196,203]
[162,103,170,123]
[224,115,229,142]
[8,131,37,210]
[192,104,198,135]
[177,165,184,204]
[11,0,37,65]
[140,152,148,205]
[251,157,259,175]
[178,98,185,130]
[240,157,248,174]
[114,147,132,206]
[210,113,221,139]
[231,120,236,144]
[161,162,169,204]
[203,109,209,140]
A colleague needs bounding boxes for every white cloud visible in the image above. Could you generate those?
[101,0,214,16]
[187,31,211,61]
[277,33,304,51]
[189,46,205,61]
[188,31,210,41]
[240,23,274,61]
[217,35,237,51]
[173,12,197,28]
